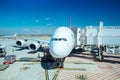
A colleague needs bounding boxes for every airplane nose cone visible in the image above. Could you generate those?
[50,44,69,58]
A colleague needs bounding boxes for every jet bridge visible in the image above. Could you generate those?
[72,21,120,61]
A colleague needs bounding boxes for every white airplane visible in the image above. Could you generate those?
[16,27,75,68]
[49,27,75,58]
[3,32,17,39]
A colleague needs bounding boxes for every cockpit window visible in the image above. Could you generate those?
[51,38,67,41]
[58,38,62,41]
[63,38,67,41]
[55,38,57,41]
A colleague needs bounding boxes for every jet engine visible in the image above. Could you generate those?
[16,39,27,47]
[29,41,40,51]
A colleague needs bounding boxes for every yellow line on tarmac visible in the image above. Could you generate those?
[44,62,49,80]
[52,69,60,80]
[45,69,49,80]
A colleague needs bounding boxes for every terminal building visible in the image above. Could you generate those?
[72,21,120,54]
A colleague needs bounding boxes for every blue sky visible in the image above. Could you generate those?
[0,0,120,35]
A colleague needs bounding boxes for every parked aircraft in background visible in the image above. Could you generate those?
[3,32,17,39]
[16,27,75,68]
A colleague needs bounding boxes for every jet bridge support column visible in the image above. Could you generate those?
[96,21,104,61]
[91,45,104,61]
[98,46,104,61]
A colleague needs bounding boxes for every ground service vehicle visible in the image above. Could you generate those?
[3,55,16,64]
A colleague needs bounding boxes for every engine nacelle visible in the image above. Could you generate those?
[16,40,27,47]
[29,41,40,51]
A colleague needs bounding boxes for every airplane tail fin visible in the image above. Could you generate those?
[14,32,17,37]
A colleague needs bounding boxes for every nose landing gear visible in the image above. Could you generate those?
[56,58,65,68]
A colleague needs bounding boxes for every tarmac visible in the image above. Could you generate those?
[0,37,120,80]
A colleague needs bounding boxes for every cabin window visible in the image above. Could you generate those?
[51,38,67,41]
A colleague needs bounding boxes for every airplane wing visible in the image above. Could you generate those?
[16,38,49,51]
[28,39,49,51]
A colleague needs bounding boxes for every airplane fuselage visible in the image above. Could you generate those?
[49,27,75,58]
